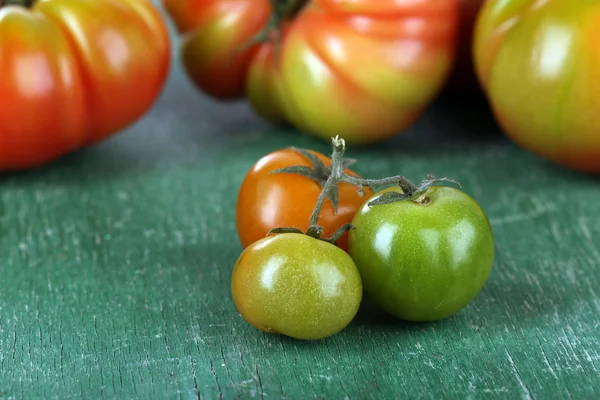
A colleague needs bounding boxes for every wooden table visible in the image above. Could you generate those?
[2,4,599,398]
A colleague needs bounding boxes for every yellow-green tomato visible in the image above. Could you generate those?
[348,186,495,322]
[231,233,363,340]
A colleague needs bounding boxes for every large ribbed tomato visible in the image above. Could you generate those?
[0,0,170,171]
[163,0,459,145]
[474,0,600,173]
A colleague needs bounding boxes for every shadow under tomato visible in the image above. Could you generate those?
[345,259,575,336]
[233,256,582,348]
[0,83,508,188]
[350,295,443,332]
[373,95,505,153]
[457,274,580,341]
[0,78,277,187]
[534,158,600,183]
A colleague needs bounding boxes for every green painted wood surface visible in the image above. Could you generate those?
[1,4,600,399]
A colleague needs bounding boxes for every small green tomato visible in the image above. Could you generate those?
[349,185,495,321]
[231,232,363,340]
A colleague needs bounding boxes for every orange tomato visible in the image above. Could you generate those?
[0,0,170,171]
[236,147,373,252]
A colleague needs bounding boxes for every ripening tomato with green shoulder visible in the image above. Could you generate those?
[474,0,600,173]
[163,0,460,144]
[231,232,363,340]
[348,182,495,322]
[0,0,170,171]
[236,147,373,252]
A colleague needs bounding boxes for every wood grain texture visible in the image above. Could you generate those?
[1,2,600,398]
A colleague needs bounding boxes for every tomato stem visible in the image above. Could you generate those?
[237,0,307,65]
[269,136,461,246]
[237,14,278,53]
[270,147,342,212]
[308,136,462,224]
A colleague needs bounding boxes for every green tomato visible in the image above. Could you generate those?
[348,186,495,322]
[231,233,363,340]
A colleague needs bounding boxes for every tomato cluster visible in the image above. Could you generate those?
[232,137,495,340]
[5,0,596,175]
[163,0,600,174]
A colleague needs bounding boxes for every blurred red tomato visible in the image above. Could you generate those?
[0,0,170,171]
[164,0,460,145]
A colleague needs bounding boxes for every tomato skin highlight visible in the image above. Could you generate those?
[231,233,363,340]
[0,0,170,171]
[235,148,373,252]
[164,0,460,144]
[348,186,495,322]
[474,0,600,173]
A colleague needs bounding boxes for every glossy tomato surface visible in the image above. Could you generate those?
[474,0,600,173]
[348,186,495,322]
[231,233,363,340]
[164,0,460,144]
[236,147,373,251]
[0,0,170,171]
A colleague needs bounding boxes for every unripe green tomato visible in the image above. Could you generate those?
[231,233,363,340]
[348,186,495,321]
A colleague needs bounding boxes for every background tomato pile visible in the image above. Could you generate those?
[1,0,597,174]
[161,0,600,174]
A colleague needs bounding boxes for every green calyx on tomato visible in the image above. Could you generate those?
[269,146,357,214]
[266,143,365,246]
[366,174,462,207]
[266,136,454,246]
